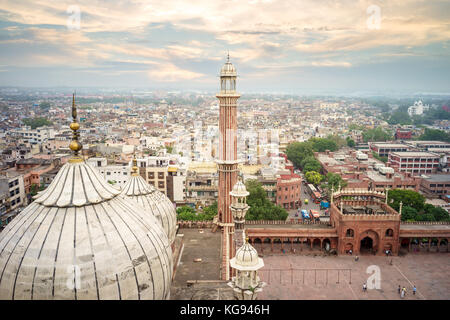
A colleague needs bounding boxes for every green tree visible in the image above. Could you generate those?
[245,179,288,220]
[302,158,322,173]
[30,183,39,197]
[310,137,338,152]
[305,171,323,185]
[387,189,426,212]
[346,137,356,148]
[201,201,217,221]
[401,206,418,221]
[324,173,347,192]
[362,127,392,142]
[39,102,51,110]
[387,111,412,125]
[165,145,174,153]
[286,141,314,168]
[176,206,197,220]
[418,128,450,142]
[423,204,450,221]
[23,117,53,129]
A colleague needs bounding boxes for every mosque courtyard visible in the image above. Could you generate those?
[172,228,450,300]
[258,253,450,300]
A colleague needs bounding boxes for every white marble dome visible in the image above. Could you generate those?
[220,61,237,76]
[230,179,249,198]
[0,160,173,300]
[231,242,264,270]
[120,170,177,245]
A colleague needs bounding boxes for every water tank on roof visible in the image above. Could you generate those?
[334,154,345,161]
[374,163,384,171]
[356,152,368,160]
[379,167,394,175]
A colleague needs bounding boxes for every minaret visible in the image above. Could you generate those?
[216,54,240,280]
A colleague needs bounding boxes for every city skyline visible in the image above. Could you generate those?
[0,0,449,94]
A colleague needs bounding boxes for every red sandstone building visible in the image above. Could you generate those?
[395,128,412,140]
[246,188,450,256]
[276,173,302,209]
[275,158,302,209]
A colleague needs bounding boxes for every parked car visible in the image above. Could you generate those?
[301,209,310,219]
[320,201,330,209]
[310,209,320,221]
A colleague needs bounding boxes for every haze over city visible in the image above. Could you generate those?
[0,0,449,94]
[0,0,449,308]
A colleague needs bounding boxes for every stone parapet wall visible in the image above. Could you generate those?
[177,219,330,229]
[400,221,450,225]
[340,214,399,221]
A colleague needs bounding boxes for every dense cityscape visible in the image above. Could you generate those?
[0,0,449,307]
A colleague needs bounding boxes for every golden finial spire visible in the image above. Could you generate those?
[227,50,230,62]
[132,153,139,176]
[69,92,83,162]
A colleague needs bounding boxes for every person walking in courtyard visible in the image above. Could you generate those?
[413,286,417,295]
[355,255,359,261]
[363,283,367,292]
[402,287,406,298]
[400,289,405,299]
[398,285,401,294]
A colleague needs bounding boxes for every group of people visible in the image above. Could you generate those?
[398,285,417,298]
[362,284,417,298]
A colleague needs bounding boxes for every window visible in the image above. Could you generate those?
[148,172,154,179]
[106,172,111,176]
[385,229,394,237]
[345,229,354,238]
[158,172,164,179]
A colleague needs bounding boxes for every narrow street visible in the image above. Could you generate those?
[287,179,328,222]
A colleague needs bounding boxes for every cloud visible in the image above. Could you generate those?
[0,0,448,89]
[147,63,205,81]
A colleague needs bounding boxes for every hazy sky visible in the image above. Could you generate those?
[0,0,449,93]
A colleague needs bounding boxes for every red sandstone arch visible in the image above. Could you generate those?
[322,238,331,250]
[345,243,353,253]
[359,229,380,254]
[345,228,354,238]
[385,229,394,237]
[312,238,321,249]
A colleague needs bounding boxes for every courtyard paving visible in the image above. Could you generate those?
[170,228,449,300]
[258,253,450,300]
